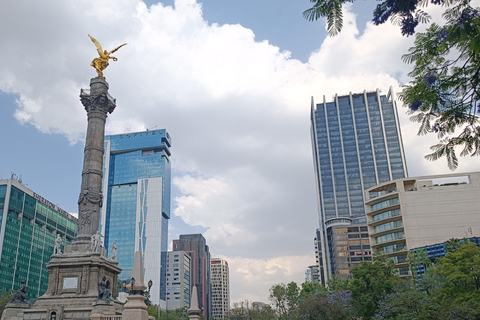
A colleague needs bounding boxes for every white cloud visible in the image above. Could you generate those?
[1,0,478,304]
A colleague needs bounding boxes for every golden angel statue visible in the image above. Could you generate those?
[88,34,127,79]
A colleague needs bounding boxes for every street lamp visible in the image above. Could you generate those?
[130,277,136,292]
[148,279,153,293]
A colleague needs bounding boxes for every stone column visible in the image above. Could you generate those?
[75,77,116,244]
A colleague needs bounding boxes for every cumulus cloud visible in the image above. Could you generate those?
[1,0,478,304]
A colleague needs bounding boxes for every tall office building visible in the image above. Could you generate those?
[173,234,211,319]
[310,87,407,282]
[365,172,480,275]
[166,251,191,310]
[211,258,230,320]
[0,178,77,299]
[101,129,172,305]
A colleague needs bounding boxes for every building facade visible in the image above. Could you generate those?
[211,258,230,320]
[365,172,480,275]
[173,234,211,319]
[310,87,407,282]
[0,178,77,299]
[166,251,191,310]
[305,265,320,284]
[100,129,172,305]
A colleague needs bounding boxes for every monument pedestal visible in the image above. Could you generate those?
[1,303,29,320]
[23,244,122,320]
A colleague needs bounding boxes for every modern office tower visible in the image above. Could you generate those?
[365,172,480,276]
[211,258,230,320]
[101,129,172,306]
[305,265,320,284]
[0,178,77,299]
[173,234,211,319]
[166,251,191,310]
[310,87,407,282]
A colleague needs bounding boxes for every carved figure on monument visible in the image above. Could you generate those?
[97,276,112,302]
[78,190,104,207]
[111,242,117,261]
[10,280,28,303]
[88,34,127,79]
[53,234,62,255]
[82,266,89,294]
[91,230,103,252]
[78,209,95,233]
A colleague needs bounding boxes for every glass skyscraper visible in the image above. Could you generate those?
[0,178,77,299]
[310,87,407,282]
[101,129,171,306]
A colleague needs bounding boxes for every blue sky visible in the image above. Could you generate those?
[1,0,478,303]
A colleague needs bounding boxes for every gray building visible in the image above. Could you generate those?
[173,234,211,319]
[310,87,407,282]
[166,251,191,310]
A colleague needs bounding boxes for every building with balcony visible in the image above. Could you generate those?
[365,172,480,275]
[310,87,407,281]
[211,258,230,320]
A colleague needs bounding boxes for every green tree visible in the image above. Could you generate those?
[349,257,400,320]
[228,300,276,320]
[374,281,440,320]
[303,0,439,36]
[434,242,480,300]
[432,242,480,318]
[0,291,13,316]
[269,283,289,318]
[399,3,480,169]
[445,238,462,253]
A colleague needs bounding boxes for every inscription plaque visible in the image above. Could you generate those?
[63,277,78,289]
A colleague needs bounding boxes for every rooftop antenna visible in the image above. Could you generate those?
[146,125,157,132]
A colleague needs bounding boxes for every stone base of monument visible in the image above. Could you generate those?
[1,302,29,320]
[23,244,122,320]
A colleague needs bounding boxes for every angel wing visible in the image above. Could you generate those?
[88,34,104,57]
[109,43,127,55]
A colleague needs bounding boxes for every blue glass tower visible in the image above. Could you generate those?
[310,87,407,282]
[101,129,171,305]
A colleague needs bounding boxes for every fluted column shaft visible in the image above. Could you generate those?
[75,77,116,244]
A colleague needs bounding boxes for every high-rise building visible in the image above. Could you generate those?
[0,178,77,299]
[173,234,211,319]
[365,172,480,275]
[211,258,230,320]
[166,251,191,310]
[305,265,320,284]
[310,87,408,282]
[100,129,172,305]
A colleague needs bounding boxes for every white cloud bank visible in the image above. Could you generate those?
[0,0,478,303]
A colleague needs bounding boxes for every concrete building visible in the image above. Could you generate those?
[166,251,191,310]
[173,234,211,319]
[310,87,407,282]
[305,265,320,284]
[365,172,480,275]
[100,129,172,305]
[211,258,230,320]
[0,178,77,299]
